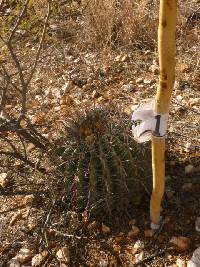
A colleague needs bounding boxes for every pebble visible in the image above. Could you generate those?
[189,98,200,107]
[61,81,73,94]
[101,223,111,234]
[149,64,159,74]
[87,221,99,230]
[9,258,20,267]
[135,251,144,263]
[133,240,145,250]
[195,217,200,232]
[129,219,137,226]
[91,90,100,99]
[166,187,175,199]
[31,251,48,267]
[184,142,196,152]
[182,183,194,192]
[15,248,33,263]
[176,258,187,267]
[169,236,190,251]
[10,211,23,226]
[136,78,143,84]
[0,172,9,188]
[144,229,154,238]
[128,226,140,238]
[122,83,135,92]
[185,165,194,174]
[121,54,129,62]
[143,79,153,84]
[56,246,70,263]
[176,95,183,102]
[188,247,200,267]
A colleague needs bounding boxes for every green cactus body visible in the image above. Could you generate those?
[56,108,151,217]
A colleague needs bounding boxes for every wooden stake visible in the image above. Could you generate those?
[150,0,177,226]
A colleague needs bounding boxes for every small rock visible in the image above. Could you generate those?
[187,260,197,267]
[188,247,200,267]
[184,143,196,152]
[158,235,165,243]
[176,258,187,267]
[101,223,110,234]
[87,221,99,230]
[164,216,171,224]
[91,90,100,99]
[23,194,34,206]
[27,222,36,231]
[31,251,48,266]
[169,236,190,251]
[165,175,171,181]
[189,98,200,107]
[129,219,136,226]
[113,244,121,253]
[0,172,9,188]
[176,95,183,102]
[56,246,70,264]
[54,106,61,112]
[144,50,151,55]
[144,229,154,238]
[26,143,35,153]
[169,161,176,166]
[96,96,105,103]
[9,258,20,267]
[143,79,153,84]
[122,83,135,92]
[182,183,194,192]
[133,240,145,250]
[99,258,108,267]
[115,232,124,243]
[128,226,140,238]
[50,24,59,31]
[121,54,129,62]
[62,95,75,106]
[195,217,200,232]
[61,81,73,94]
[185,165,194,174]
[135,251,144,263]
[10,211,23,226]
[149,64,159,74]
[166,187,175,199]
[179,63,190,73]
[16,248,33,263]
[115,55,122,62]
[136,78,143,84]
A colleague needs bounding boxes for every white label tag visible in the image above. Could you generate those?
[131,100,168,143]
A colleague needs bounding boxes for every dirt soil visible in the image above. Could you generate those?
[0,1,200,266]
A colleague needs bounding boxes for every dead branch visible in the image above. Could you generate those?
[0,190,48,196]
[8,0,30,43]
[27,0,52,86]
[0,150,46,173]
[0,0,52,116]
[0,118,48,150]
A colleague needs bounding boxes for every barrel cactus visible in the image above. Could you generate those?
[56,107,151,217]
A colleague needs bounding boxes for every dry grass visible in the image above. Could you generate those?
[82,0,159,50]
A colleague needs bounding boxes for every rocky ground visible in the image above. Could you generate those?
[0,1,200,266]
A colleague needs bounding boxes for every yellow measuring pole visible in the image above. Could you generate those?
[150,0,177,227]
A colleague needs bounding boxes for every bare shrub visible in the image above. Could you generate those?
[82,0,116,49]
[0,0,51,171]
[82,0,159,50]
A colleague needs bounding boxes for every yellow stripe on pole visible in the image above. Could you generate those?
[150,0,177,226]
